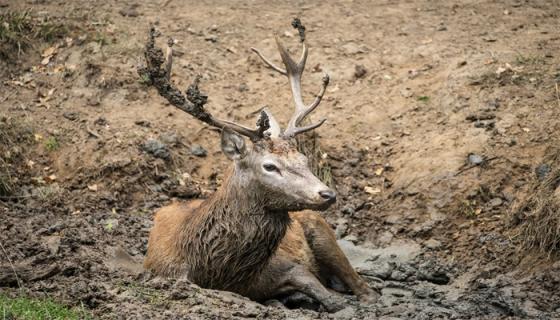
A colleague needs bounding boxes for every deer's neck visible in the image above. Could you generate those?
[178,167,290,291]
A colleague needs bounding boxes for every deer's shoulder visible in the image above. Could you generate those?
[153,199,205,223]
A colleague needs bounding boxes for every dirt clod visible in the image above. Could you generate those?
[190,144,207,157]
[142,139,171,160]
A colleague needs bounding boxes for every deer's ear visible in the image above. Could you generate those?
[221,127,247,160]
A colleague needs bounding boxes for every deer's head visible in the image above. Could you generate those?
[142,19,335,211]
[221,128,335,211]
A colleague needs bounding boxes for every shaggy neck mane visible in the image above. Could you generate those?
[176,165,291,292]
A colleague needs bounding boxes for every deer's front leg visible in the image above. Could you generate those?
[281,264,347,312]
[255,259,346,313]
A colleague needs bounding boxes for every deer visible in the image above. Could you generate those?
[140,20,379,312]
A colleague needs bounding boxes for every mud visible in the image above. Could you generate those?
[1,0,560,319]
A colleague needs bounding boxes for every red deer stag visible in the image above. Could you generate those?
[140,21,379,312]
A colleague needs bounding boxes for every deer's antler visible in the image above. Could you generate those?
[139,26,270,142]
[251,18,329,138]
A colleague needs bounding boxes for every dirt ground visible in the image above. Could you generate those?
[2,0,560,319]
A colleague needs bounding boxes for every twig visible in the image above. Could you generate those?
[86,125,101,139]
[0,194,34,199]
[0,240,22,288]
[246,106,266,118]
[455,156,499,176]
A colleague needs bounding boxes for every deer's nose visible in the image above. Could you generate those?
[319,190,337,203]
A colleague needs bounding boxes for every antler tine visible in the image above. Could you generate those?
[250,47,287,76]
[139,26,269,142]
[251,19,329,138]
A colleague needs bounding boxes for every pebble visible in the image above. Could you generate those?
[142,139,170,160]
[191,144,207,157]
[331,306,355,319]
[134,120,151,127]
[204,35,218,43]
[468,153,484,165]
[354,65,367,79]
[424,238,442,250]
[488,198,503,208]
[341,206,355,216]
[119,5,139,17]
[63,112,79,121]
[535,163,551,181]
[343,234,358,243]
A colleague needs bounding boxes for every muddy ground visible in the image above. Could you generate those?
[1,0,560,319]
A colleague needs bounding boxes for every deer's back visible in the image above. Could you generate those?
[144,199,204,276]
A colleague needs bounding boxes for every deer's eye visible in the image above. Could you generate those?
[263,163,279,173]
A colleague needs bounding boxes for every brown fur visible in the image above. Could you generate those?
[144,139,378,311]
[145,169,290,292]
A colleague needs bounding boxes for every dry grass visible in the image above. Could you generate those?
[0,10,68,59]
[511,146,560,256]
[296,129,334,189]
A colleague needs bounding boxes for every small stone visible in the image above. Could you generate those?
[365,186,381,194]
[119,5,139,17]
[390,269,409,281]
[94,117,107,126]
[343,234,358,244]
[377,231,394,245]
[238,83,249,92]
[347,158,360,167]
[488,198,503,208]
[134,120,151,127]
[424,238,442,250]
[331,306,355,319]
[43,235,61,255]
[142,139,170,160]
[467,153,484,165]
[535,163,551,181]
[384,214,401,225]
[414,287,431,299]
[190,144,207,157]
[204,34,218,43]
[354,65,367,79]
[341,206,355,216]
[62,112,79,121]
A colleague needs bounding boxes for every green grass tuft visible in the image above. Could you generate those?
[44,137,59,152]
[0,294,92,320]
